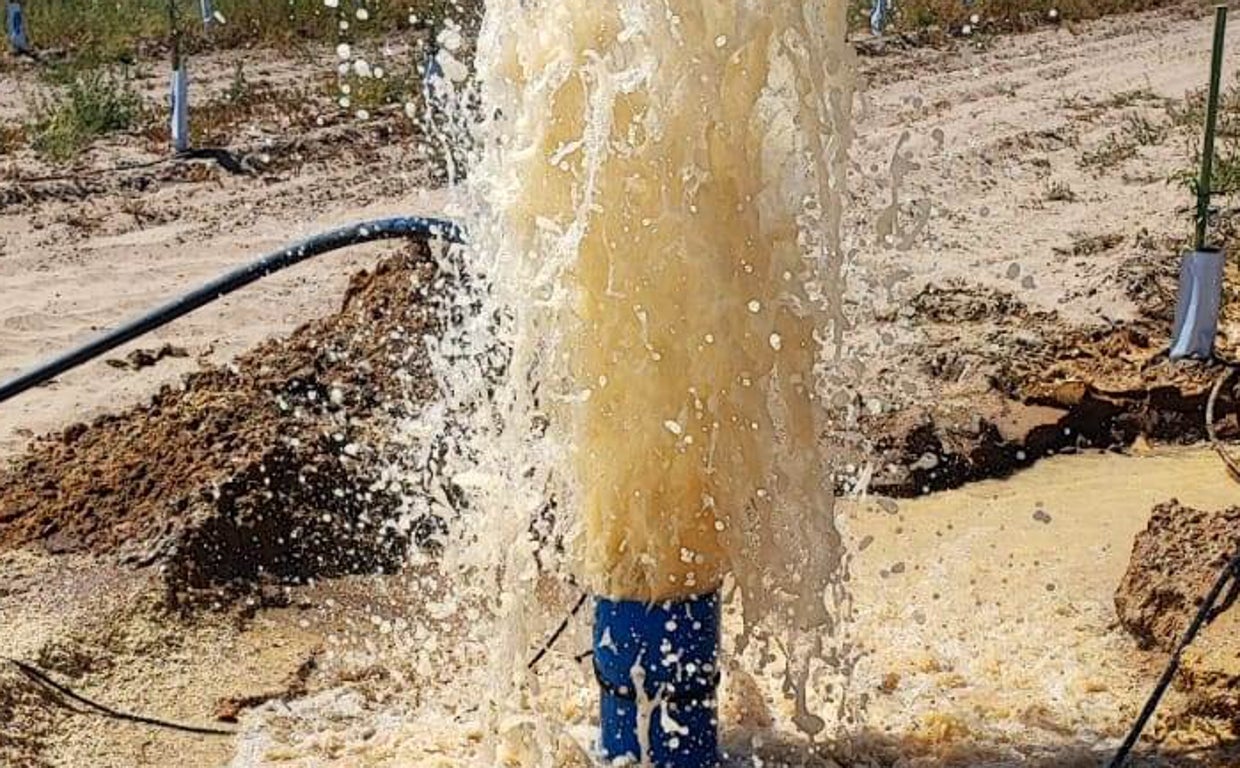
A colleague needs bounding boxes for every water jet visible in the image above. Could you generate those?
[470,2,854,762]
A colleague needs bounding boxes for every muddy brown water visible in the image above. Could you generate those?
[211,448,1238,766]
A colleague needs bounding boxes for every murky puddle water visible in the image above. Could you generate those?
[230,448,1236,766]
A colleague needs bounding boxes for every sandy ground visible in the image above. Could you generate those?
[4,3,1240,766]
[0,44,448,458]
[838,2,1235,406]
[4,4,1226,453]
[850,3,1215,322]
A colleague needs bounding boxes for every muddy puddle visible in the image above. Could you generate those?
[206,448,1239,767]
[842,447,1238,766]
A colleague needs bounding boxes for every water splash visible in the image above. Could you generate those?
[425,0,862,754]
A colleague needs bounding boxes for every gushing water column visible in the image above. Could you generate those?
[474,2,853,764]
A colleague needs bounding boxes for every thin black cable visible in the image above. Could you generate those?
[5,658,235,737]
[6,148,249,185]
[527,592,589,672]
[1108,553,1240,768]
[0,216,462,406]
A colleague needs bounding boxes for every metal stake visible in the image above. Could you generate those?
[1196,4,1228,252]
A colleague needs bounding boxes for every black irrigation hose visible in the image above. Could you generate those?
[8,148,249,185]
[5,657,236,737]
[527,592,589,672]
[0,216,463,407]
[1108,553,1240,768]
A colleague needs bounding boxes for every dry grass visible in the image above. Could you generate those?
[1045,181,1077,203]
[1079,132,1140,173]
[24,0,481,65]
[0,124,25,156]
[861,0,1184,33]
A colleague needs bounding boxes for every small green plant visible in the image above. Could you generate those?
[1079,132,1138,173]
[1045,180,1077,203]
[226,61,251,105]
[1164,71,1240,245]
[30,69,143,161]
[333,68,417,114]
[1120,112,1168,147]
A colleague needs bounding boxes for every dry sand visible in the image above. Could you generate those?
[0,45,450,458]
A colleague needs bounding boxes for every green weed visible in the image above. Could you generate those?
[1079,133,1139,173]
[29,69,144,161]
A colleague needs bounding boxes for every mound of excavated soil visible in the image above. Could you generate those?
[0,242,440,597]
[1116,500,1240,652]
[853,279,1236,498]
[1116,500,1240,736]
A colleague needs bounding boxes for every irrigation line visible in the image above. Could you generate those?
[1106,553,1240,768]
[4,657,235,737]
[1206,365,1240,480]
[527,592,589,672]
[7,148,248,186]
[0,216,462,406]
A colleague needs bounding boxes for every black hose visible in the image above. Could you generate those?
[0,216,462,406]
[1108,552,1240,767]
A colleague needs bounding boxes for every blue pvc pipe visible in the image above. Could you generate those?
[594,593,721,767]
[6,1,29,54]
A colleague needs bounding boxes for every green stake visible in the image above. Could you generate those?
[1196,4,1228,252]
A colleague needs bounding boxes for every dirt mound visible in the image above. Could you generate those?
[1178,611,1240,736]
[855,279,1236,497]
[1116,501,1240,738]
[1115,500,1240,652]
[0,242,441,596]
